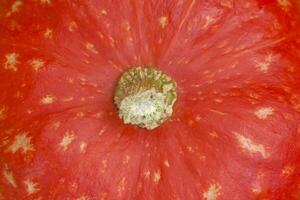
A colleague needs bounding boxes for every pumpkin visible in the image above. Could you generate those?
[1,0,300,199]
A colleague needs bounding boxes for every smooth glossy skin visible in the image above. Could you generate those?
[1,0,300,199]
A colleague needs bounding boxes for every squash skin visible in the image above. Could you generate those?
[1,0,300,199]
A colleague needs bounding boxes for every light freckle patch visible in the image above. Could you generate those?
[6,0,23,16]
[100,9,107,15]
[85,42,99,54]
[3,170,17,188]
[40,0,51,5]
[122,155,131,164]
[24,180,39,195]
[234,132,269,158]
[30,59,45,71]
[254,107,274,119]
[209,131,219,138]
[40,95,56,105]
[7,133,34,154]
[256,54,273,73]
[281,164,295,177]
[4,52,20,72]
[153,169,161,184]
[143,170,150,179]
[68,21,78,32]
[159,16,169,28]
[203,183,222,200]
[277,0,291,11]
[0,106,7,120]
[59,131,76,151]
[76,195,90,200]
[117,177,127,196]
[164,159,170,168]
[43,28,53,39]
[79,142,87,153]
[203,15,215,29]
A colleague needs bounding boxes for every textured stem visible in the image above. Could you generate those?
[114,67,177,130]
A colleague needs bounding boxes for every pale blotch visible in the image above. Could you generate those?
[4,52,20,72]
[203,183,222,200]
[6,0,23,16]
[234,132,269,158]
[281,164,295,177]
[59,131,76,151]
[30,59,45,71]
[164,159,170,168]
[40,0,51,5]
[0,106,7,120]
[3,170,17,188]
[143,170,150,179]
[85,42,99,54]
[7,133,34,154]
[100,159,107,173]
[79,142,87,153]
[123,21,131,32]
[100,9,107,15]
[43,28,53,39]
[24,179,39,195]
[209,131,219,138]
[202,16,215,29]
[40,95,56,105]
[254,107,274,119]
[68,21,78,32]
[62,97,74,102]
[122,155,131,164]
[76,195,90,200]
[117,177,127,196]
[277,0,291,11]
[159,16,169,28]
[256,54,273,73]
[153,169,161,184]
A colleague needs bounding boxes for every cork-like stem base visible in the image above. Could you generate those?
[114,67,177,130]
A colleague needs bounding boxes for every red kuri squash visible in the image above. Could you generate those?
[1,0,300,199]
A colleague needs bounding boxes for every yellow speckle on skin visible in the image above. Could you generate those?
[234,132,269,158]
[153,169,161,184]
[68,21,78,32]
[40,0,51,5]
[164,159,170,168]
[3,170,17,188]
[30,59,45,71]
[79,142,87,153]
[24,180,39,195]
[143,170,150,179]
[159,16,169,28]
[100,9,107,15]
[277,0,291,11]
[0,106,7,120]
[209,131,219,138]
[203,183,222,200]
[59,131,76,151]
[4,53,20,72]
[76,195,90,200]
[203,16,215,29]
[7,133,34,154]
[117,177,127,196]
[123,155,131,164]
[44,28,53,39]
[40,95,55,105]
[281,164,295,177]
[85,42,99,54]
[256,54,273,73]
[254,107,274,119]
[6,0,23,16]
